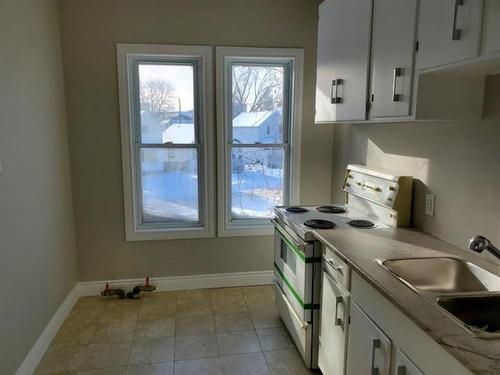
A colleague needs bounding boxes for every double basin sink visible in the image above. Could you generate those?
[376,257,500,338]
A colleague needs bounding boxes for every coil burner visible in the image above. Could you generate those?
[286,206,308,213]
[304,219,336,229]
[348,219,375,228]
[317,205,346,214]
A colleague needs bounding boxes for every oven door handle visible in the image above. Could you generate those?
[272,218,307,252]
[275,281,309,330]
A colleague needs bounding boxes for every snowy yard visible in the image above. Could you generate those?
[141,169,283,222]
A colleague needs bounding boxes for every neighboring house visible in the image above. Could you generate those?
[232,108,283,172]
[232,108,282,144]
[141,109,196,173]
[140,110,165,144]
[166,112,193,125]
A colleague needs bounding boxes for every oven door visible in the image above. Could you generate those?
[272,218,315,322]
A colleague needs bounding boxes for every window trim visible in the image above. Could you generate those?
[117,44,215,241]
[215,47,303,237]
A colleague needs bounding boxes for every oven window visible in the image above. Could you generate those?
[280,241,288,263]
[280,240,297,275]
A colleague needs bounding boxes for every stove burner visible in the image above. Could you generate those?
[304,219,336,229]
[348,219,375,228]
[317,205,346,214]
[286,206,308,213]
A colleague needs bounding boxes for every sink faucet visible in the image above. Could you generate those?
[468,235,500,260]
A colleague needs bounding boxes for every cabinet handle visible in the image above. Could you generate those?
[392,67,403,102]
[330,79,336,104]
[397,365,407,375]
[452,0,464,40]
[331,78,344,104]
[334,296,344,328]
[370,338,381,375]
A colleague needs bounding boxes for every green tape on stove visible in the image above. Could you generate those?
[274,263,319,310]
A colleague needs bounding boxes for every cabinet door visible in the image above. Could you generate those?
[394,348,424,375]
[483,0,500,54]
[347,302,391,375]
[318,271,349,375]
[370,0,418,118]
[417,0,483,69]
[315,0,372,123]
[315,0,339,123]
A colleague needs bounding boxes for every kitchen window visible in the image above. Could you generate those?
[216,47,303,236]
[117,44,215,241]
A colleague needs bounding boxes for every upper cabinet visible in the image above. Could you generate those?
[315,0,372,123]
[483,0,500,54]
[315,0,499,124]
[416,0,484,69]
[370,0,418,119]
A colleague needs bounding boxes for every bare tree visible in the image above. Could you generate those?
[232,66,283,117]
[140,79,176,114]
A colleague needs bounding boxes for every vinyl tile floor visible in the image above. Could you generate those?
[35,285,317,375]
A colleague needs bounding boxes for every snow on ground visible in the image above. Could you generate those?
[141,170,283,221]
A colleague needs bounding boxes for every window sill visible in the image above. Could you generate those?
[125,226,215,241]
[217,222,274,237]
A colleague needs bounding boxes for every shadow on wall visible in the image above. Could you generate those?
[332,74,500,252]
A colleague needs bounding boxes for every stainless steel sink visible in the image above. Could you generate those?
[437,295,500,338]
[378,257,500,293]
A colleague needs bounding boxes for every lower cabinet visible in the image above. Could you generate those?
[346,302,392,375]
[318,271,349,375]
[394,348,424,375]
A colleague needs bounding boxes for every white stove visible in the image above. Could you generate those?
[274,204,390,241]
[271,165,413,369]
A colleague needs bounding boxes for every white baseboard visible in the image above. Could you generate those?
[79,270,274,296]
[16,284,81,375]
[16,270,273,374]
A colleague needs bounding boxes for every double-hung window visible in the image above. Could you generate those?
[117,44,214,240]
[216,47,303,236]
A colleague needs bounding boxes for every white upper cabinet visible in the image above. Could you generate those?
[483,0,500,54]
[315,0,372,123]
[370,0,418,118]
[416,0,484,70]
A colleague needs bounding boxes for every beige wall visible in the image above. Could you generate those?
[332,75,500,259]
[58,0,334,281]
[0,0,79,373]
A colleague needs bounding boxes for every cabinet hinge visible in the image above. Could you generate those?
[415,40,419,52]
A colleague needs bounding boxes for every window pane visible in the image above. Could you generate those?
[140,148,199,223]
[231,147,284,219]
[231,65,284,144]
[139,64,195,144]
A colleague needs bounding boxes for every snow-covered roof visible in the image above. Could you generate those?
[163,123,194,144]
[232,111,273,128]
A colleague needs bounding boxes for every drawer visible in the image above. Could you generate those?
[275,280,313,367]
[323,246,350,291]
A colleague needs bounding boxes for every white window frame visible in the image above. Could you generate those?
[117,44,215,241]
[216,47,303,237]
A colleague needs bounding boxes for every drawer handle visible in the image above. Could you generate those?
[324,257,344,274]
[397,365,407,375]
[371,339,381,375]
[452,0,464,40]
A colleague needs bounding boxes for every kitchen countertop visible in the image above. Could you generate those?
[312,227,500,375]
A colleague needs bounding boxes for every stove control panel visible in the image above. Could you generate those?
[344,170,399,208]
[342,164,413,227]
